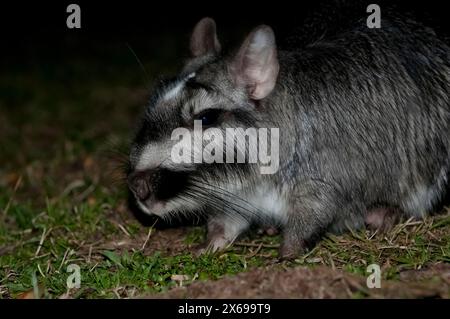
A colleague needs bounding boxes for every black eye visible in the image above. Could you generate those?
[195,109,222,126]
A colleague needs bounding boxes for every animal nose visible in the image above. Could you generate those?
[127,170,154,201]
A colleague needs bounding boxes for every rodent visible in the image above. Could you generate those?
[126,12,449,258]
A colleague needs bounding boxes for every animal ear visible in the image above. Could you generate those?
[190,17,221,57]
[228,25,279,100]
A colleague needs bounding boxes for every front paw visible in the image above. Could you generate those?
[195,237,231,257]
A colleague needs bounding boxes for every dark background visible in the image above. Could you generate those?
[2,0,449,65]
[1,0,449,169]
[2,0,449,33]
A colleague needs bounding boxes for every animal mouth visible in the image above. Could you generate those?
[128,168,190,215]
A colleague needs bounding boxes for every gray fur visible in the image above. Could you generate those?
[128,15,450,258]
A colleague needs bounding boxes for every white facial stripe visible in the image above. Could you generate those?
[162,72,196,102]
[191,91,216,116]
[137,189,201,217]
[137,201,151,215]
[163,80,185,101]
[136,143,171,171]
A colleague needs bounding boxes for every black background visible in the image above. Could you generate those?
[1,0,449,33]
[1,0,449,62]
[0,298,447,316]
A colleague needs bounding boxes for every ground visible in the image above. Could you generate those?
[0,36,449,299]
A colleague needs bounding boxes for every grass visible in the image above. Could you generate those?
[0,180,270,298]
[1,174,448,298]
[1,36,449,299]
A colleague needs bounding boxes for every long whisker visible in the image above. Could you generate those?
[186,177,268,223]
[125,42,151,88]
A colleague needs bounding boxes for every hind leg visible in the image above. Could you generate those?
[279,182,364,259]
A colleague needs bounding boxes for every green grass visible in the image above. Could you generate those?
[0,181,270,298]
[2,173,447,298]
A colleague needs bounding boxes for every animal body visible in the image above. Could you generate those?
[127,11,449,258]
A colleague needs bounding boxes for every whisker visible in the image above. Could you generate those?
[125,42,151,89]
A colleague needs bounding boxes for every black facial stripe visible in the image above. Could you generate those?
[185,78,211,92]
[156,170,190,201]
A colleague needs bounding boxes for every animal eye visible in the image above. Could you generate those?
[195,109,222,126]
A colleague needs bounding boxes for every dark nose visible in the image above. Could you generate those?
[127,170,156,201]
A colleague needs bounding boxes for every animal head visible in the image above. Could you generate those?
[127,17,280,218]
